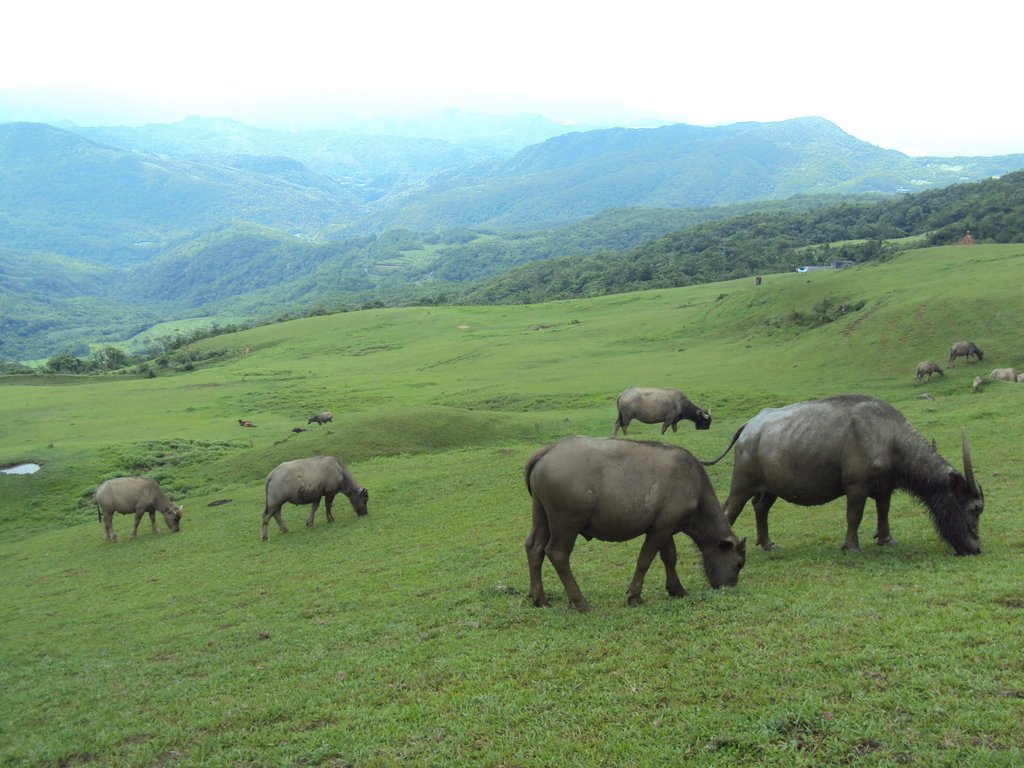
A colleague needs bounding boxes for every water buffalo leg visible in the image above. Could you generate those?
[306,498,321,527]
[752,493,778,550]
[873,494,897,545]
[525,499,551,607]
[842,494,867,551]
[722,492,751,525]
[545,529,588,611]
[148,509,158,534]
[131,509,145,539]
[262,505,289,540]
[324,493,336,523]
[103,510,118,542]
[626,532,670,605]
[658,537,687,598]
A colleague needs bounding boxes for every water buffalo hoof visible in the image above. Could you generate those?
[626,594,644,607]
[666,586,687,598]
[531,596,551,608]
[841,543,861,552]
[571,600,592,612]
[758,540,777,551]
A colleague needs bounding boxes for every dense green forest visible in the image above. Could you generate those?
[452,170,1024,304]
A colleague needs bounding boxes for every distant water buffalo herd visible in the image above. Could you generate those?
[917,340,1023,390]
[95,349,1004,610]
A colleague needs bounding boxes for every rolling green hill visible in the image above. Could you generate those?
[1,245,1022,765]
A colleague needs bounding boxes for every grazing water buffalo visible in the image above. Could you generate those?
[989,368,1018,382]
[613,387,711,436]
[524,436,745,610]
[948,341,983,366]
[702,394,983,555]
[915,361,944,383]
[262,455,368,540]
[94,477,183,542]
[307,411,333,425]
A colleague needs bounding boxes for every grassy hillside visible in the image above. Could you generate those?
[1,245,1022,766]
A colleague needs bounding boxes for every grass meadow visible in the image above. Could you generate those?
[1,244,1022,767]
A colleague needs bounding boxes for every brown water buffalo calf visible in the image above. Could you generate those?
[262,455,368,540]
[915,361,944,383]
[94,477,183,542]
[307,411,333,425]
[524,436,745,611]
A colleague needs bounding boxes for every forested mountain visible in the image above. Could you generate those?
[5,116,1023,259]
[365,117,1024,230]
[3,113,1024,361]
[0,122,364,262]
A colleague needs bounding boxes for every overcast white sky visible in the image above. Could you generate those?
[2,0,1021,156]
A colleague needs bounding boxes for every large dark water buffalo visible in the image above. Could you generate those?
[702,394,983,555]
[948,341,983,366]
[525,436,745,610]
[262,455,368,540]
[613,387,711,436]
[94,477,183,542]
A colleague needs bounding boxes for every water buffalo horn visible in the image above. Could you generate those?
[961,428,978,493]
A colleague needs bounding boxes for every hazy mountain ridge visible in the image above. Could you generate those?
[3,113,1024,360]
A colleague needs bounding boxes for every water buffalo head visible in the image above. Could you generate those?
[948,430,983,555]
[162,504,183,532]
[352,487,370,517]
[694,408,712,430]
[700,534,746,587]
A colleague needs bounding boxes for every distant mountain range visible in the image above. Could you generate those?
[2,114,1023,360]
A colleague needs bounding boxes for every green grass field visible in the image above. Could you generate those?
[1,244,1022,766]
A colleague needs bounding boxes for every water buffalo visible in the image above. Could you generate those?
[989,368,1018,382]
[307,411,333,425]
[262,455,368,540]
[1018,373,1024,383]
[702,394,983,555]
[948,341,983,366]
[94,477,183,542]
[613,387,711,436]
[524,436,745,610]
[915,361,944,383]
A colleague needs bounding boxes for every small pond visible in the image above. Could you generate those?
[1,463,41,475]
